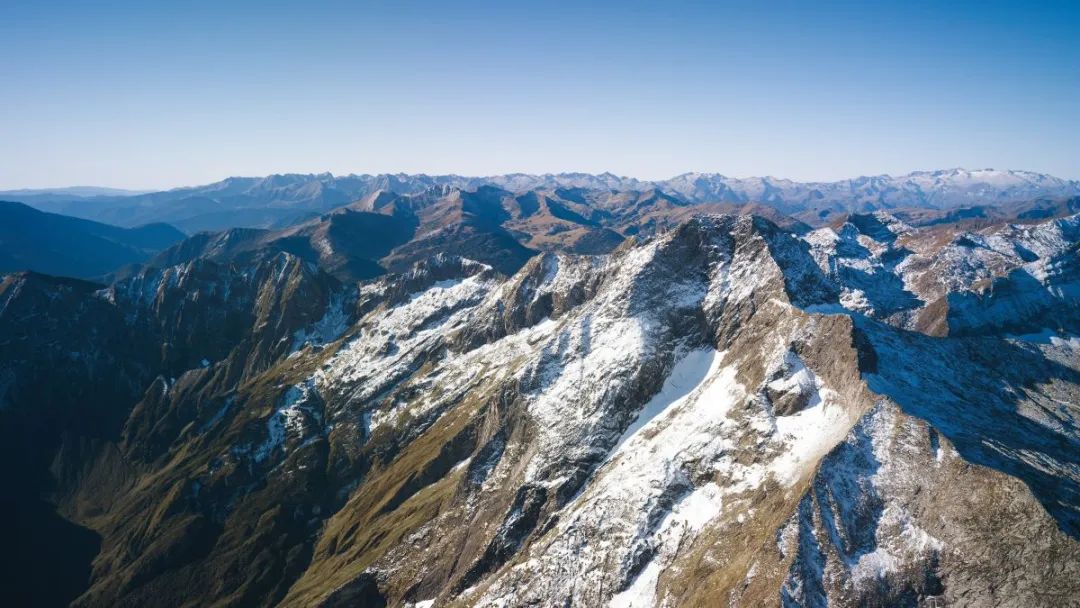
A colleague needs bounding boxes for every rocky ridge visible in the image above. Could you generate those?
[1,212,1078,607]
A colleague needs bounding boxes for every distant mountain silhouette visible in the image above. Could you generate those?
[0,201,185,279]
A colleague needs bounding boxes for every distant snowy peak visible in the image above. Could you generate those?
[171,168,1079,208]
[656,169,1079,211]
[431,168,1078,212]
[911,167,1062,185]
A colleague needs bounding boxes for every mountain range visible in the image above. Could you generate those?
[8,168,1079,233]
[0,201,185,279]
[1,170,1079,607]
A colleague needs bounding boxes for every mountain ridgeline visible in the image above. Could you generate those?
[1,171,1079,607]
[7,168,1079,233]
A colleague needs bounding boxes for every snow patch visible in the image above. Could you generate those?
[291,291,352,351]
[251,380,319,463]
[771,375,851,485]
[610,348,721,455]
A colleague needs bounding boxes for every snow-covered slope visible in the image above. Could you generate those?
[5,211,1079,607]
[804,211,1080,337]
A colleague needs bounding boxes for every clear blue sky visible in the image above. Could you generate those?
[2,0,1078,189]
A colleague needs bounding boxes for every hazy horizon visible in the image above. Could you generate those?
[5,166,1080,195]
[3,0,1079,190]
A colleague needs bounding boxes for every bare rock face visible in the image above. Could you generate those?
[3,212,1079,607]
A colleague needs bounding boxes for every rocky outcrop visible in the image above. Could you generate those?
[806,211,1080,338]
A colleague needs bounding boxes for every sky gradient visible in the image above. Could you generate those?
[2,0,1078,189]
